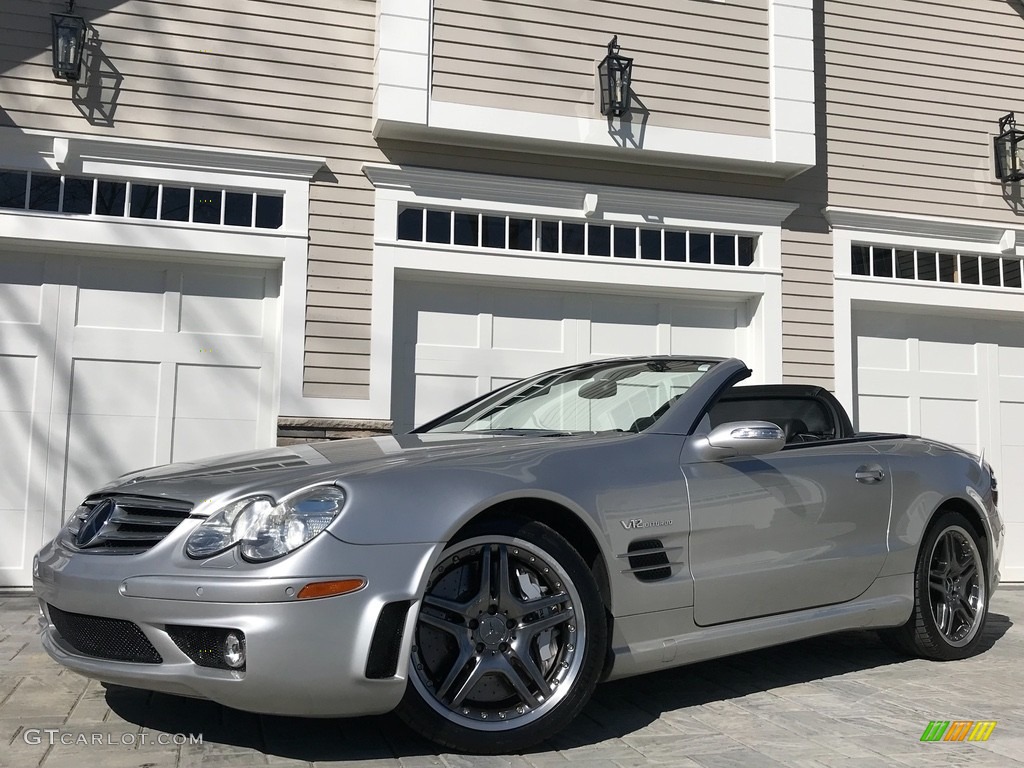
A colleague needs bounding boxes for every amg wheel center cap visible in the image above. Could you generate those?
[476,616,508,647]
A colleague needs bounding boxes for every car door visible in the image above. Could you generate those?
[683,441,892,626]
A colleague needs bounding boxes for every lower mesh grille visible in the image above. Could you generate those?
[47,604,162,663]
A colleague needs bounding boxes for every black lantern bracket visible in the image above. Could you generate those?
[598,35,633,118]
[51,0,88,82]
[994,112,1024,183]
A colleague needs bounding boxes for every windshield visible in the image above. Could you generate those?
[420,359,720,434]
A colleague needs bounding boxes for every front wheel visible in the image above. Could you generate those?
[396,518,607,754]
[882,511,988,660]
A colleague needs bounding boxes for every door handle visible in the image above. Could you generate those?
[855,466,885,483]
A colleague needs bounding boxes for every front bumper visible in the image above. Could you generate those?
[33,532,441,717]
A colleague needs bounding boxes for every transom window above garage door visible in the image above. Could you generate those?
[852,243,1023,289]
[396,206,757,267]
[0,169,283,229]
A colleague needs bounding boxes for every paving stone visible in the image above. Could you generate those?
[1,590,1023,766]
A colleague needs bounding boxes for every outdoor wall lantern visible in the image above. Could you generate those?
[598,36,633,117]
[994,112,1024,182]
[51,0,87,81]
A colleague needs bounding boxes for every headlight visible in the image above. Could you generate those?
[185,486,345,561]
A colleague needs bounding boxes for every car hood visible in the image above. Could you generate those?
[94,432,615,514]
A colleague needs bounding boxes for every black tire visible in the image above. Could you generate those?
[880,510,988,660]
[396,518,607,754]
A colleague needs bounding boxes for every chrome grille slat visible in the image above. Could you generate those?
[107,511,185,528]
[72,494,193,555]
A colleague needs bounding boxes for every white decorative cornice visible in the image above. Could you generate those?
[6,129,325,180]
[824,206,1024,245]
[364,163,799,226]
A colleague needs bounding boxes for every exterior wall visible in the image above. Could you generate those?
[377,138,835,389]
[431,0,771,138]
[0,0,381,401]
[825,0,1024,221]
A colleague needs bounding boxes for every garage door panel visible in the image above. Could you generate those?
[920,398,978,454]
[0,356,37,510]
[856,335,908,371]
[172,419,259,463]
[418,311,481,348]
[69,359,161,416]
[0,510,28,576]
[492,315,568,353]
[999,346,1024,377]
[858,369,982,401]
[76,263,168,331]
[590,320,659,356]
[669,306,740,357]
[858,394,911,433]
[64,414,161,510]
[415,374,479,426]
[179,271,267,337]
[0,257,45,325]
[174,364,261,421]
[919,340,977,374]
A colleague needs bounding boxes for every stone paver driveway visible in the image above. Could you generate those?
[2,588,1022,768]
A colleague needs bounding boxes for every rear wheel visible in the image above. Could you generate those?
[397,519,606,754]
[881,511,988,660]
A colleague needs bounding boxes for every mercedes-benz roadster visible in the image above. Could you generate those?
[34,357,1002,753]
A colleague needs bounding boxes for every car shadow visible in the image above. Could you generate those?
[105,615,1013,760]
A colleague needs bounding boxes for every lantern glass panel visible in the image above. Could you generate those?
[51,14,87,81]
[995,128,1024,181]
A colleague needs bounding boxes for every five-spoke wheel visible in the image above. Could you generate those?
[397,519,606,754]
[882,511,988,660]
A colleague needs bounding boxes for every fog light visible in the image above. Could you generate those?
[223,632,245,669]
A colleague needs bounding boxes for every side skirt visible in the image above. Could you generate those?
[606,573,913,681]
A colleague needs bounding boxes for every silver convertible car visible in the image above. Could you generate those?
[34,357,1002,753]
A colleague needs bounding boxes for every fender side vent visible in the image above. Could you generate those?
[366,600,412,679]
[626,539,673,582]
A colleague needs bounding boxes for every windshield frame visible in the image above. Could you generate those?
[413,357,725,435]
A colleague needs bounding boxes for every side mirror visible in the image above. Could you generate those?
[694,420,785,461]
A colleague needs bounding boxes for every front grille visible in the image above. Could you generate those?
[166,625,244,670]
[68,494,193,554]
[47,604,162,664]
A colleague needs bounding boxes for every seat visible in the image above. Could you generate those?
[775,418,809,444]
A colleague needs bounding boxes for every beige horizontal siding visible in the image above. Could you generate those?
[0,0,381,402]
[431,0,770,138]
[825,0,1024,222]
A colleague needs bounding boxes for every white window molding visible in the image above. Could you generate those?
[374,0,814,178]
[360,163,793,420]
[830,209,1024,421]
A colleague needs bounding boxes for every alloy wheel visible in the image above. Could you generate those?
[927,525,986,648]
[409,535,584,729]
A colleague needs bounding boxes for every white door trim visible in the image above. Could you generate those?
[832,226,1024,420]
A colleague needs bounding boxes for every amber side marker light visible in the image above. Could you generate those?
[297,578,367,600]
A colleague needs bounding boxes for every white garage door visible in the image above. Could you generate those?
[854,308,1024,582]
[391,279,751,432]
[0,253,279,587]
